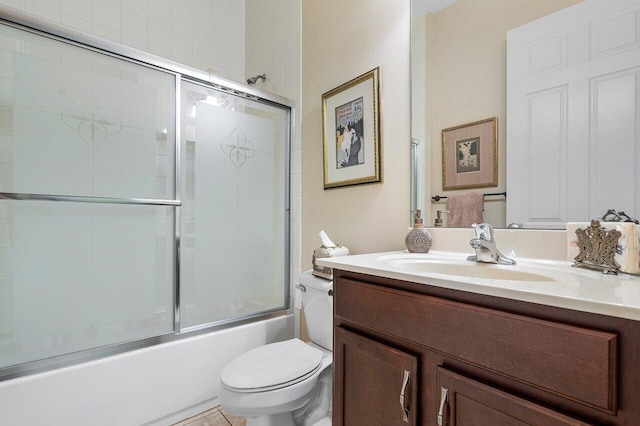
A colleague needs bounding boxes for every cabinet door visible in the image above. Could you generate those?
[334,327,419,426]
[436,367,593,426]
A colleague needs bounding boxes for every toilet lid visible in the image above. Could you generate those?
[221,338,324,391]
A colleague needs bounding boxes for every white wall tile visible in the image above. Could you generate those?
[170,10,193,37]
[60,13,93,33]
[290,196,300,222]
[99,0,120,7]
[147,0,170,23]
[245,0,300,102]
[147,43,170,60]
[0,77,13,107]
[193,17,215,42]
[1,0,23,10]
[121,34,146,52]
[0,302,13,335]
[0,50,13,79]
[0,106,12,135]
[122,0,146,17]
[93,1,121,32]
[193,0,214,19]
[0,135,12,163]
[25,0,60,21]
[0,219,11,248]
[0,247,12,275]
[61,0,92,21]
[122,11,147,40]
[0,276,12,303]
[92,24,120,43]
[215,0,231,13]
[0,0,246,82]
[147,19,170,49]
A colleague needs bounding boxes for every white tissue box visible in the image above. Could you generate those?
[312,245,349,279]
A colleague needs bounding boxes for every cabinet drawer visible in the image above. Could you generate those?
[436,367,594,425]
[335,278,617,413]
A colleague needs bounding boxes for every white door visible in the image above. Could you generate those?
[507,0,640,228]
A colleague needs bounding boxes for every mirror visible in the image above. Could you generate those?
[411,0,639,228]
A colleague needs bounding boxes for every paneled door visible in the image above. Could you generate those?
[507,0,640,228]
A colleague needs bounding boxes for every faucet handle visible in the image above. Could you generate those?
[471,223,494,241]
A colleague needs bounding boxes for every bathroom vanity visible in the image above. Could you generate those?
[318,252,640,425]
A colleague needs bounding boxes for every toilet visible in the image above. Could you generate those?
[219,271,333,426]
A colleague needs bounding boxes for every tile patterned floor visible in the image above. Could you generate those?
[171,406,246,426]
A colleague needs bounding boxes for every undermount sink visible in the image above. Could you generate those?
[381,256,557,282]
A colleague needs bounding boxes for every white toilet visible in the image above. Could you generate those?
[219,271,333,426]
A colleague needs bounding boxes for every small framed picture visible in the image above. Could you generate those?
[442,117,498,190]
[322,68,381,189]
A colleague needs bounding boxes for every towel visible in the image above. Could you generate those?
[447,192,484,227]
[567,222,640,274]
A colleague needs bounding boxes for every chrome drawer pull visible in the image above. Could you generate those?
[400,369,411,423]
[437,387,449,426]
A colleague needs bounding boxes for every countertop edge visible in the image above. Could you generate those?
[317,251,640,322]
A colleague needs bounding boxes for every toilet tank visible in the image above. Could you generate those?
[298,270,333,351]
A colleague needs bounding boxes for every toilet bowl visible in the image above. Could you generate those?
[219,271,333,426]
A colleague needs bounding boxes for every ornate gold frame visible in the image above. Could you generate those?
[322,67,381,189]
[441,117,498,191]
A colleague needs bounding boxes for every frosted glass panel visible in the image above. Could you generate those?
[0,200,174,368]
[0,15,290,378]
[0,25,175,198]
[180,82,287,328]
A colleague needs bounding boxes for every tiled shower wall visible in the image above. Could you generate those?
[0,0,302,307]
[245,0,302,289]
[0,0,246,82]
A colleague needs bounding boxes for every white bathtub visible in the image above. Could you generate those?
[0,315,294,426]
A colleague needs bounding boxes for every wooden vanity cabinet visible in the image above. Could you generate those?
[332,270,640,426]
[334,327,418,425]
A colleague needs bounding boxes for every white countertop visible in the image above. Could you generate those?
[317,251,640,321]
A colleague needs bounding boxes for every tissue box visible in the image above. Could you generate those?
[567,222,639,274]
[312,245,349,279]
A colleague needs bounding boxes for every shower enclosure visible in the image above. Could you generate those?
[0,9,291,380]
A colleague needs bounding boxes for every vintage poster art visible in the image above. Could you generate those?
[322,68,381,189]
[335,97,364,169]
[456,137,480,173]
[442,117,497,190]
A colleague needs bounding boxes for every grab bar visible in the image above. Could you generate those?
[0,192,181,206]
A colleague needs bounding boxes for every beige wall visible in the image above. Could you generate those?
[423,0,581,227]
[301,0,411,269]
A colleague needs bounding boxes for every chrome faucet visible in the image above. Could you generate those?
[467,223,516,265]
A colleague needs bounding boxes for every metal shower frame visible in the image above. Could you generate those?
[0,5,293,381]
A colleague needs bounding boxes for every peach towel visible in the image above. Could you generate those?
[447,192,484,227]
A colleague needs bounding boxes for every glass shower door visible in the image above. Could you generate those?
[180,81,288,329]
[0,23,177,368]
[0,13,291,380]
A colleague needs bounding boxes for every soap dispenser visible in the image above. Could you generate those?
[405,210,432,253]
[434,210,449,227]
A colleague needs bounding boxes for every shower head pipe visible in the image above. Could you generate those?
[247,73,266,85]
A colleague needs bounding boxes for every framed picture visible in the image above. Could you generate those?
[442,117,498,190]
[322,67,381,189]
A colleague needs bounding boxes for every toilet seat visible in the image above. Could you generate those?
[221,338,325,393]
